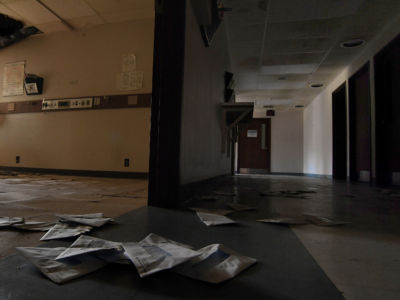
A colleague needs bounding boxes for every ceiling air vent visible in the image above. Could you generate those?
[0,14,40,49]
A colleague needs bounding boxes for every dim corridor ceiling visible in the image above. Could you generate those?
[0,0,154,33]
[224,0,400,111]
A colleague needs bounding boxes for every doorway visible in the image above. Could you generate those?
[238,118,271,174]
[332,83,347,180]
[374,34,400,186]
[349,63,372,182]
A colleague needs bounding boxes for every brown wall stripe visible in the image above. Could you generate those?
[0,93,151,114]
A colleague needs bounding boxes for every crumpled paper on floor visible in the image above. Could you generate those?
[16,247,107,284]
[0,216,24,227]
[173,244,257,283]
[13,221,55,231]
[40,223,93,241]
[123,233,201,277]
[196,212,237,226]
[56,235,124,260]
[57,213,114,227]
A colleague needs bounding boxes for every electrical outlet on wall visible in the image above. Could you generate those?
[124,158,130,167]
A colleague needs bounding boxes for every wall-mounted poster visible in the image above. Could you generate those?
[2,61,25,96]
[247,130,258,138]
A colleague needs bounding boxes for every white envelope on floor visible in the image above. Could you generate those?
[174,244,257,283]
[57,213,114,227]
[196,212,237,226]
[122,233,201,277]
[0,216,24,227]
[17,247,107,284]
[56,235,124,260]
[40,223,93,241]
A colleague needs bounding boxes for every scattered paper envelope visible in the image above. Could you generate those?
[0,216,24,227]
[56,235,123,260]
[123,233,201,277]
[196,212,237,226]
[56,213,114,227]
[17,247,107,284]
[174,244,257,283]
[13,221,55,231]
[40,223,93,241]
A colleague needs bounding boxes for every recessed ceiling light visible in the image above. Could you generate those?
[310,83,324,88]
[340,39,365,48]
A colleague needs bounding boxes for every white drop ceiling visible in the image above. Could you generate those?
[0,0,154,33]
[224,0,400,110]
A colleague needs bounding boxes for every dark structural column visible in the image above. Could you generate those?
[148,0,186,208]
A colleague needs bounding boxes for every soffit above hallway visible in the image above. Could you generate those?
[0,0,154,33]
[224,0,400,110]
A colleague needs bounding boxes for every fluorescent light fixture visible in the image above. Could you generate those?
[260,64,318,75]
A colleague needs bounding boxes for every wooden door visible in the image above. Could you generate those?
[238,119,271,173]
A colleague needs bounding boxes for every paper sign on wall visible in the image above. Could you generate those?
[2,61,25,96]
[117,71,143,91]
[122,54,137,72]
[247,130,258,138]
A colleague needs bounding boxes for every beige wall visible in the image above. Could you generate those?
[0,18,154,172]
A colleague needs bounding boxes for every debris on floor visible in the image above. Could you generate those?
[12,221,55,232]
[57,213,114,227]
[16,246,107,284]
[303,214,350,226]
[226,203,257,212]
[40,223,93,241]
[196,211,237,226]
[173,243,257,283]
[0,217,55,231]
[257,217,308,225]
[0,216,24,227]
[189,207,234,216]
[17,233,256,284]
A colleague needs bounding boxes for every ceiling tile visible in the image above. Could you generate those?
[99,8,154,23]
[84,0,154,14]
[41,0,96,19]
[0,3,26,23]
[34,20,69,33]
[262,52,325,66]
[264,37,332,54]
[5,0,58,24]
[67,14,104,29]
[268,0,365,23]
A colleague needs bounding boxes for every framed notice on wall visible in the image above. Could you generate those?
[2,61,25,96]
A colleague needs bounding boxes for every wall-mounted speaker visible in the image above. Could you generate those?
[24,73,43,95]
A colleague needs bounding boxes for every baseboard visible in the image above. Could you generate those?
[0,166,148,179]
[179,174,231,207]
